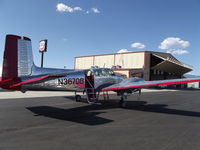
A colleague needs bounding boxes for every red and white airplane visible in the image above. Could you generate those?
[1,35,200,107]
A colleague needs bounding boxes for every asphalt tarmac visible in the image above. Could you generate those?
[0,89,200,150]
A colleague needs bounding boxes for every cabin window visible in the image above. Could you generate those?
[101,69,107,76]
[86,70,93,77]
[94,70,100,76]
[108,70,115,76]
[93,69,115,77]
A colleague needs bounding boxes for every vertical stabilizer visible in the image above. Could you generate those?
[2,35,34,80]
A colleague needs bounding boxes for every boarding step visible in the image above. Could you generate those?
[86,88,101,103]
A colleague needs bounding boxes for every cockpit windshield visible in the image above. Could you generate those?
[92,68,115,77]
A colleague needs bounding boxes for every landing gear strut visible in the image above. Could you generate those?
[119,89,142,107]
[119,94,128,108]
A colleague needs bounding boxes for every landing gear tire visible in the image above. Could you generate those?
[75,95,82,102]
[119,95,127,108]
[119,100,127,108]
[119,94,127,108]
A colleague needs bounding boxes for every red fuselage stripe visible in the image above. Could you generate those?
[10,75,64,87]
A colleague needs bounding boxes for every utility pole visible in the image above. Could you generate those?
[41,52,44,68]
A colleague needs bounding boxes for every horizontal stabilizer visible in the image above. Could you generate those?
[0,78,14,86]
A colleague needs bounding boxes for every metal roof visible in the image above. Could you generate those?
[151,53,193,74]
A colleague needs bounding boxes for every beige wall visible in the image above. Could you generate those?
[75,52,145,69]
[115,53,144,68]
[75,56,93,69]
[94,55,115,68]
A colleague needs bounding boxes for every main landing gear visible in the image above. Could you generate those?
[74,89,142,107]
[74,90,101,105]
[74,91,82,102]
[119,89,142,108]
[75,94,82,102]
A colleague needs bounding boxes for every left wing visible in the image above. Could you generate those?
[101,77,200,91]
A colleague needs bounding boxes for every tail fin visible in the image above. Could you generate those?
[2,35,34,80]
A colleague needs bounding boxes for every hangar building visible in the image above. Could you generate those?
[75,51,193,81]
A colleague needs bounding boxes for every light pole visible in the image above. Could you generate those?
[39,39,48,68]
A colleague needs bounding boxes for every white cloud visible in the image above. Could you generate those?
[56,3,82,13]
[117,49,130,53]
[85,8,100,14]
[91,8,100,13]
[159,37,190,55]
[56,3,100,14]
[74,7,82,11]
[131,42,146,49]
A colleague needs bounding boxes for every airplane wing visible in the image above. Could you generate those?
[101,77,200,91]
[8,74,65,88]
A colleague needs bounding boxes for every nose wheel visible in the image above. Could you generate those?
[75,95,82,102]
[119,94,127,108]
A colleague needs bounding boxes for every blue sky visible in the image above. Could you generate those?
[0,0,200,75]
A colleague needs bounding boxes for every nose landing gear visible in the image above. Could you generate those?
[119,89,142,108]
[75,94,82,102]
[119,94,128,108]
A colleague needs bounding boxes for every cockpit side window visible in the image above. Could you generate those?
[101,69,108,76]
[108,70,115,76]
[94,70,100,76]
[93,69,115,77]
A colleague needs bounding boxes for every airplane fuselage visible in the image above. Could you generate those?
[21,67,125,92]
[2,34,200,106]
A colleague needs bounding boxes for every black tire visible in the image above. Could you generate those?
[119,100,126,108]
[75,95,82,102]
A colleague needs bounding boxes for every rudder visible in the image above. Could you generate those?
[2,35,34,80]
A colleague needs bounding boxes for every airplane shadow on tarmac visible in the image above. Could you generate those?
[26,105,114,126]
[26,97,200,126]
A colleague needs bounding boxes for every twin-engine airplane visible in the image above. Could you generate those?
[1,35,200,107]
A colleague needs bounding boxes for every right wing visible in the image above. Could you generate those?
[101,77,200,91]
